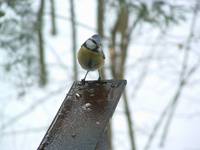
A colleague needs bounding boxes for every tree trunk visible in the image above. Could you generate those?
[37,0,47,86]
[109,1,137,149]
[70,0,78,81]
[50,0,57,35]
[97,0,106,79]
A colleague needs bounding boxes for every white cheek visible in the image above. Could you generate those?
[98,47,102,52]
[86,40,96,49]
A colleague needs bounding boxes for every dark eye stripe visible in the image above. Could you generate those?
[89,38,98,46]
[82,39,99,52]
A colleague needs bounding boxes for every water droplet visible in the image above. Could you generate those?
[77,87,84,90]
[67,95,72,99]
[87,108,92,111]
[71,133,76,138]
[75,93,81,98]
[46,134,49,138]
[88,89,94,93]
[38,143,46,149]
[58,112,64,115]
[111,84,115,88]
[82,103,92,111]
[42,137,50,146]
[59,113,65,118]
[82,106,87,111]
[90,94,95,97]
[85,103,92,107]
[66,110,70,114]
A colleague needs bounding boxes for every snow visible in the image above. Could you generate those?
[0,0,200,150]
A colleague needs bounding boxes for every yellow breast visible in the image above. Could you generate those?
[77,46,104,71]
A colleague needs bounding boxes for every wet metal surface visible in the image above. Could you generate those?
[37,80,127,150]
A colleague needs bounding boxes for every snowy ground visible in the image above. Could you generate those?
[0,0,200,150]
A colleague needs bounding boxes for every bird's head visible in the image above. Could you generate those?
[83,34,102,52]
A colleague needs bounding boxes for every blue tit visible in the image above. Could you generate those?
[78,34,105,82]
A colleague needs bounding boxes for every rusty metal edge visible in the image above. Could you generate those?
[37,80,127,150]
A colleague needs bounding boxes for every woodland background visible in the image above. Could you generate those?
[0,0,200,150]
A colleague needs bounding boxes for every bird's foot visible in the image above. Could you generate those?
[97,76,101,82]
[81,79,86,85]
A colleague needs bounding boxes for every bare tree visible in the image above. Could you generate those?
[97,0,113,149]
[109,1,136,150]
[69,0,78,80]
[50,0,57,35]
[159,1,200,146]
[97,0,106,79]
[144,1,200,149]
[37,0,47,86]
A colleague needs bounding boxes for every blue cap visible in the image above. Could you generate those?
[91,34,101,46]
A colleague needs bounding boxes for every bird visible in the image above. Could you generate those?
[77,34,105,83]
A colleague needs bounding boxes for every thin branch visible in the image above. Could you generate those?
[108,1,137,149]
[97,0,112,149]
[69,0,78,81]
[97,0,106,79]
[144,102,171,150]
[1,126,47,136]
[50,0,57,35]
[159,80,185,147]
[37,0,47,86]
[123,90,136,150]
[131,32,165,99]
[0,86,65,134]
[44,40,68,70]
[144,1,200,149]
[44,12,96,32]
[159,1,200,146]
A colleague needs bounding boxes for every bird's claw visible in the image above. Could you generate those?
[81,79,86,85]
[97,76,101,82]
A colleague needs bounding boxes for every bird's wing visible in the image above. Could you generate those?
[102,50,105,59]
[99,48,105,59]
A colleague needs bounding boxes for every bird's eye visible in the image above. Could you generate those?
[85,40,97,50]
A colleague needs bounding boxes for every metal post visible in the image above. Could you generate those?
[37,80,127,150]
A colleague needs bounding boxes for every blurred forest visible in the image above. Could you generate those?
[0,0,200,150]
